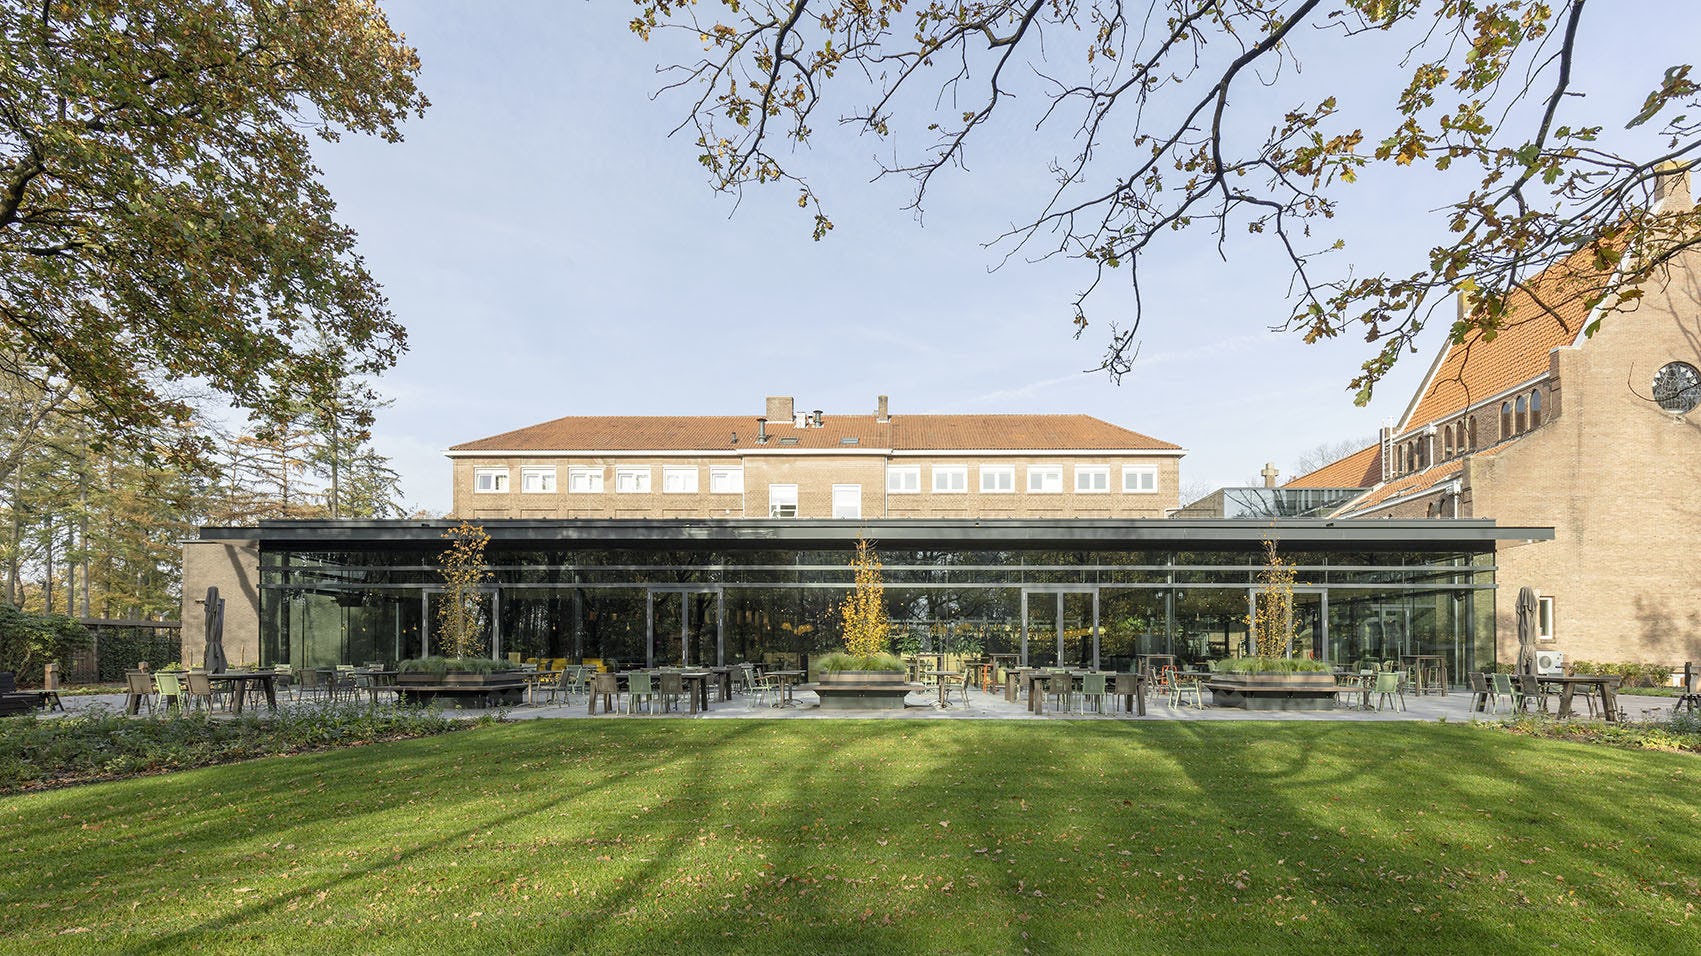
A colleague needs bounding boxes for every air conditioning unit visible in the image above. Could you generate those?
[1535,650,1565,676]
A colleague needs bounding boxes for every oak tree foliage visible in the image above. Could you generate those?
[631,0,1701,401]
[0,0,427,464]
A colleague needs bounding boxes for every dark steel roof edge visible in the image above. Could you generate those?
[194,517,1553,548]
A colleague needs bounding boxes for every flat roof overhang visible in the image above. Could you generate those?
[195,518,1554,553]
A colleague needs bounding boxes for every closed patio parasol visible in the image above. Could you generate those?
[203,586,229,674]
[1515,586,1539,676]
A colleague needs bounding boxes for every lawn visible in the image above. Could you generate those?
[1,721,1696,954]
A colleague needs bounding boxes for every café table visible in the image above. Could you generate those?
[1539,674,1621,721]
[706,666,736,702]
[208,671,280,714]
[350,668,399,705]
[925,670,964,708]
[1137,653,1178,678]
[1401,655,1450,696]
[679,671,713,714]
[764,669,806,704]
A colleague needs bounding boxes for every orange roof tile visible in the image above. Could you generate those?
[1284,444,1382,489]
[1339,458,1469,514]
[1401,246,1615,430]
[449,413,1180,453]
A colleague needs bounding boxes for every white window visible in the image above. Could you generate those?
[567,467,603,493]
[662,466,699,494]
[1123,465,1159,493]
[1537,596,1555,642]
[519,467,556,493]
[709,466,744,494]
[615,467,651,493]
[1075,465,1110,493]
[769,484,798,518]
[932,466,968,493]
[887,466,920,494]
[1027,465,1063,494]
[473,467,509,493]
[831,484,861,519]
[980,465,1015,493]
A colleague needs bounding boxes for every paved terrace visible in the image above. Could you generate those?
[45,686,1683,723]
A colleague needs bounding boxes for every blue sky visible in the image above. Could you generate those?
[314,2,1690,513]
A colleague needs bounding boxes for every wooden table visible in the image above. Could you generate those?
[765,669,806,704]
[208,671,280,714]
[1401,655,1449,696]
[1137,654,1177,678]
[350,669,399,705]
[1539,674,1621,721]
[925,670,964,708]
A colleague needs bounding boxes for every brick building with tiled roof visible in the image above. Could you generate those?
[447,395,1185,521]
[1286,171,1701,668]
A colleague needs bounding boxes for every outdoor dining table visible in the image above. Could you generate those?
[348,669,399,705]
[764,669,806,704]
[208,671,280,714]
[1137,653,1177,678]
[520,669,561,705]
[706,666,736,702]
[586,671,716,714]
[925,670,964,708]
[1401,655,1450,696]
[1539,674,1621,721]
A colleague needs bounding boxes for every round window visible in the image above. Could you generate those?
[1653,361,1701,413]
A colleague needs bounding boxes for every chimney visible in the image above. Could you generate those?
[766,396,794,422]
[875,395,890,422]
[812,409,823,427]
[1654,161,1693,212]
[755,417,768,444]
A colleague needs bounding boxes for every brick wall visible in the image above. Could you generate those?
[179,539,261,667]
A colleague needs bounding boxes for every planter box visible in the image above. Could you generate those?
[802,670,923,710]
[395,671,527,708]
[1206,672,1338,711]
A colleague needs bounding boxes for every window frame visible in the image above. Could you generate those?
[1027,465,1064,494]
[473,467,509,494]
[661,466,699,495]
[768,483,798,518]
[1122,465,1159,493]
[886,465,921,494]
[567,467,604,494]
[1528,389,1542,428]
[980,465,1015,494]
[708,466,744,494]
[614,467,652,494]
[831,484,861,519]
[932,465,968,494]
[519,466,556,494]
[1075,465,1110,493]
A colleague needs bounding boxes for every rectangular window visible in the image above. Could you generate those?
[1537,596,1555,641]
[1075,465,1110,493]
[662,466,699,494]
[769,484,798,518]
[709,467,744,494]
[1027,465,1063,494]
[615,467,651,494]
[932,466,968,493]
[1123,465,1159,493]
[887,466,920,494]
[567,467,603,493]
[519,466,556,493]
[980,465,1015,493]
[473,467,509,493]
[831,484,861,519]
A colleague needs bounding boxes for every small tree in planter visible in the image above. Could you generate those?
[820,537,904,674]
[1248,538,1298,661]
[435,521,491,662]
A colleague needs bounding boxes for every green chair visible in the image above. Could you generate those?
[1488,673,1518,714]
[626,673,656,714]
[153,672,185,716]
[1376,671,1407,712]
[1077,672,1108,714]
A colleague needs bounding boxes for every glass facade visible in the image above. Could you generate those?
[247,520,1510,681]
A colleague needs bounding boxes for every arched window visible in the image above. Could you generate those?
[1529,389,1542,427]
[1467,416,1477,450]
[1443,424,1454,458]
[1397,443,1408,474]
[1515,395,1528,433]
[1500,401,1513,438]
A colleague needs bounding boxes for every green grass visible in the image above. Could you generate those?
[1,721,1697,954]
